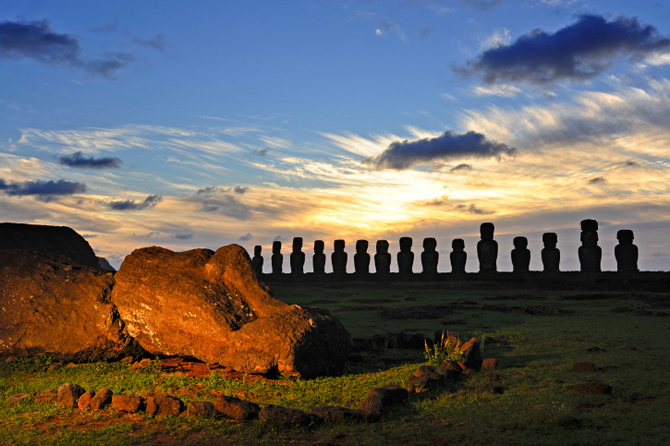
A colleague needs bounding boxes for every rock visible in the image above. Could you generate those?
[566,382,613,395]
[183,401,217,418]
[459,338,483,371]
[146,395,184,417]
[111,395,144,413]
[259,404,311,428]
[111,245,352,378]
[78,390,96,410]
[57,383,85,408]
[486,372,503,382]
[438,361,462,381]
[213,395,260,422]
[574,362,597,372]
[90,388,113,410]
[482,358,498,371]
[34,389,58,404]
[5,392,35,405]
[309,406,363,423]
[47,363,61,372]
[0,223,100,268]
[0,250,145,363]
[407,365,445,394]
[361,385,409,420]
[130,358,152,371]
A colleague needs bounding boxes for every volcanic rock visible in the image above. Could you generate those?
[90,388,113,410]
[259,404,311,428]
[111,395,144,413]
[309,405,363,423]
[57,383,85,408]
[34,389,58,404]
[183,401,217,418]
[213,395,260,422]
[78,390,96,410]
[361,385,409,420]
[146,395,185,417]
[111,245,352,377]
[0,250,145,363]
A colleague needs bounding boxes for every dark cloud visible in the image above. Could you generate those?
[238,233,253,241]
[623,160,640,167]
[273,235,287,242]
[91,22,118,33]
[364,130,515,170]
[460,0,503,12]
[419,27,432,39]
[588,176,607,184]
[132,34,167,52]
[455,203,493,215]
[57,151,122,169]
[234,186,248,194]
[454,14,670,85]
[0,19,134,78]
[450,163,472,172]
[196,185,249,196]
[105,194,162,211]
[253,149,268,156]
[0,178,86,198]
[175,233,194,240]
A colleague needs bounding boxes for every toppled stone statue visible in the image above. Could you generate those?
[251,246,263,276]
[374,240,391,275]
[615,229,638,272]
[271,241,283,275]
[421,238,438,275]
[397,237,414,275]
[332,240,348,274]
[541,233,560,272]
[313,240,326,274]
[579,219,601,273]
[477,223,498,273]
[354,240,370,275]
[450,239,467,274]
[290,237,304,275]
[511,236,530,274]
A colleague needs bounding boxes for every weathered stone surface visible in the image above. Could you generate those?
[438,361,462,380]
[482,358,498,371]
[183,401,217,418]
[146,395,185,417]
[361,385,409,420]
[111,245,351,378]
[460,338,483,371]
[407,365,444,394]
[260,404,311,428]
[34,389,58,404]
[57,383,85,408]
[111,395,144,413]
[213,395,260,422]
[90,388,113,410]
[0,250,145,363]
[309,405,363,423]
[78,390,96,410]
[566,382,613,395]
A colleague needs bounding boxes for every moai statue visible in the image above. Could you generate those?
[332,239,348,274]
[615,229,639,272]
[290,237,305,275]
[375,240,391,274]
[421,237,439,275]
[397,237,414,275]
[251,245,263,276]
[579,219,602,273]
[271,241,283,275]
[450,239,467,274]
[354,240,370,275]
[313,240,326,274]
[541,233,560,273]
[477,222,498,273]
[511,236,530,273]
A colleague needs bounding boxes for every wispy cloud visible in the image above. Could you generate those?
[57,151,122,169]
[0,178,86,199]
[132,34,168,52]
[376,19,407,43]
[104,194,162,211]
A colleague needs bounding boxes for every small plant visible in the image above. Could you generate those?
[424,331,463,367]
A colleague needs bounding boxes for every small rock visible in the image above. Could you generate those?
[47,363,61,372]
[90,388,113,410]
[213,395,260,422]
[407,365,444,394]
[361,385,409,420]
[111,395,144,413]
[57,383,85,409]
[34,389,58,404]
[566,383,613,395]
[309,406,363,423]
[482,358,498,371]
[5,392,36,405]
[130,358,152,371]
[146,395,184,417]
[183,401,217,418]
[78,390,96,410]
[437,361,462,380]
[120,356,134,363]
[574,362,597,372]
[260,405,311,428]
[459,338,483,371]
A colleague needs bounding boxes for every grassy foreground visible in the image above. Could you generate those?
[1,280,669,445]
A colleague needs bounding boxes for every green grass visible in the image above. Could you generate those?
[1,281,669,445]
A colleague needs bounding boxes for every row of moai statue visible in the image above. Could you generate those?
[250,219,639,276]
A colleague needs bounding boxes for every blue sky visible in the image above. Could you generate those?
[2,0,670,272]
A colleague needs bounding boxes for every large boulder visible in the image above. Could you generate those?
[0,249,145,362]
[111,245,352,378]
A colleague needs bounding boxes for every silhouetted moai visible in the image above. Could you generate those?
[421,237,439,275]
[579,219,602,273]
[615,229,639,272]
[397,237,414,275]
[450,239,467,274]
[271,241,283,275]
[511,236,530,274]
[477,222,498,273]
[354,240,370,275]
[332,240,348,274]
[375,240,391,275]
[251,245,263,276]
[541,233,560,273]
[313,240,326,274]
[290,237,305,275]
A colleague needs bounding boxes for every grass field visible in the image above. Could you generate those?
[1,280,669,445]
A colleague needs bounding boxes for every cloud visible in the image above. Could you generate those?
[191,188,259,220]
[400,0,454,14]
[460,0,504,12]
[132,34,168,52]
[364,130,516,170]
[253,148,268,156]
[419,27,432,39]
[472,84,522,97]
[376,19,407,43]
[0,178,86,197]
[234,186,249,194]
[105,194,162,211]
[454,14,670,85]
[588,176,607,184]
[455,203,494,214]
[450,163,472,172]
[175,233,194,240]
[0,19,134,78]
[91,22,118,33]
[57,151,122,169]
[238,233,253,241]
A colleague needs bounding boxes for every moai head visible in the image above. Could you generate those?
[581,219,598,232]
[452,238,465,251]
[580,219,599,246]
[542,232,557,248]
[334,239,345,252]
[480,222,495,241]
[314,240,324,254]
[423,237,437,252]
[376,240,389,254]
[617,229,634,245]
[272,241,281,254]
[292,237,303,252]
[356,240,368,253]
[399,237,413,252]
[254,245,262,257]
[513,236,528,249]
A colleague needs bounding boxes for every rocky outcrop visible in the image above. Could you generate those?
[0,250,145,362]
[111,245,352,378]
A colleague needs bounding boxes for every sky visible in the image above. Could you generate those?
[2,0,670,272]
